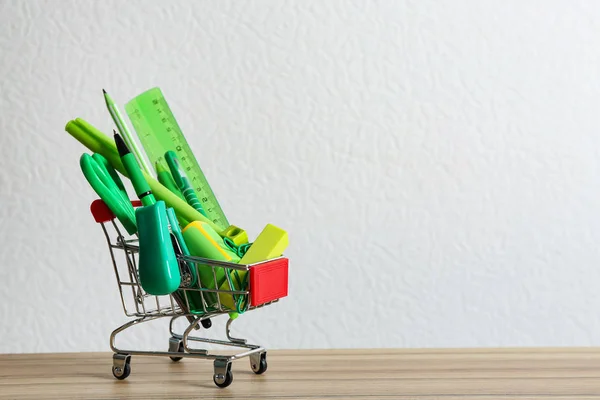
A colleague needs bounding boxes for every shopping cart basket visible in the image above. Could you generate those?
[90,199,289,388]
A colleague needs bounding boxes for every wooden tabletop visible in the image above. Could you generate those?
[2,348,600,399]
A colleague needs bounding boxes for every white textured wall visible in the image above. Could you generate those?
[2,0,600,354]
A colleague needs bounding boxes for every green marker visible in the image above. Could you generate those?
[115,131,181,295]
[115,131,155,206]
[165,151,207,217]
[156,161,185,202]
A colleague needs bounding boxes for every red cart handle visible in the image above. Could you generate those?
[90,199,142,223]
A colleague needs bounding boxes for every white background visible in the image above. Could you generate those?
[2,0,600,353]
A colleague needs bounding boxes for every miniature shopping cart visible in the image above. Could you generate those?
[90,199,289,388]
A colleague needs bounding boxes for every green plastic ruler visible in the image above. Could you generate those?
[125,87,230,231]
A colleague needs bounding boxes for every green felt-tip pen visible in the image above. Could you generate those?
[156,161,185,202]
[165,151,207,217]
[115,131,155,207]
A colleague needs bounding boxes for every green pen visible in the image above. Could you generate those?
[165,151,207,217]
[156,161,185,202]
[115,131,155,206]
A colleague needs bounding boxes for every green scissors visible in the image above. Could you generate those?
[80,153,137,235]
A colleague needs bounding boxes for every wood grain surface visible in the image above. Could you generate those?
[2,348,600,399]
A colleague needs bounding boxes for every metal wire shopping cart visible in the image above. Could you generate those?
[90,199,289,388]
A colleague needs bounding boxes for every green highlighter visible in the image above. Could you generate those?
[115,132,180,296]
[182,221,241,307]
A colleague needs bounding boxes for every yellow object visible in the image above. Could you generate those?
[219,223,289,310]
[182,221,240,262]
[182,221,241,308]
[221,225,249,246]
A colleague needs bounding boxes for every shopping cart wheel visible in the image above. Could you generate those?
[168,337,184,362]
[201,318,212,329]
[213,359,233,388]
[112,353,131,380]
[250,352,268,375]
[112,363,131,380]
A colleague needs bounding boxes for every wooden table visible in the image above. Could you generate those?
[2,348,600,399]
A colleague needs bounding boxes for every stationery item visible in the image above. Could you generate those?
[183,221,241,263]
[67,119,124,171]
[68,117,250,292]
[124,87,229,230]
[221,225,249,247]
[238,224,288,264]
[103,89,152,175]
[115,132,155,207]
[80,153,137,235]
[156,162,185,202]
[168,232,208,328]
[218,224,289,311]
[166,208,209,324]
[182,221,241,306]
[168,234,196,324]
[166,207,195,286]
[67,118,247,245]
[136,202,180,295]
[65,118,218,231]
[168,232,211,327]
[165,151,207,217]
[116,132,180,295]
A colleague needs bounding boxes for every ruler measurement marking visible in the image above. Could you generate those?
[125,88,229,230]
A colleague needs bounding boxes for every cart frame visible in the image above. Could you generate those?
[91,199,288,387]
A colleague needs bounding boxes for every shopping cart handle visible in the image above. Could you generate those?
[90,199,143,223]
[250,257,289,306]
